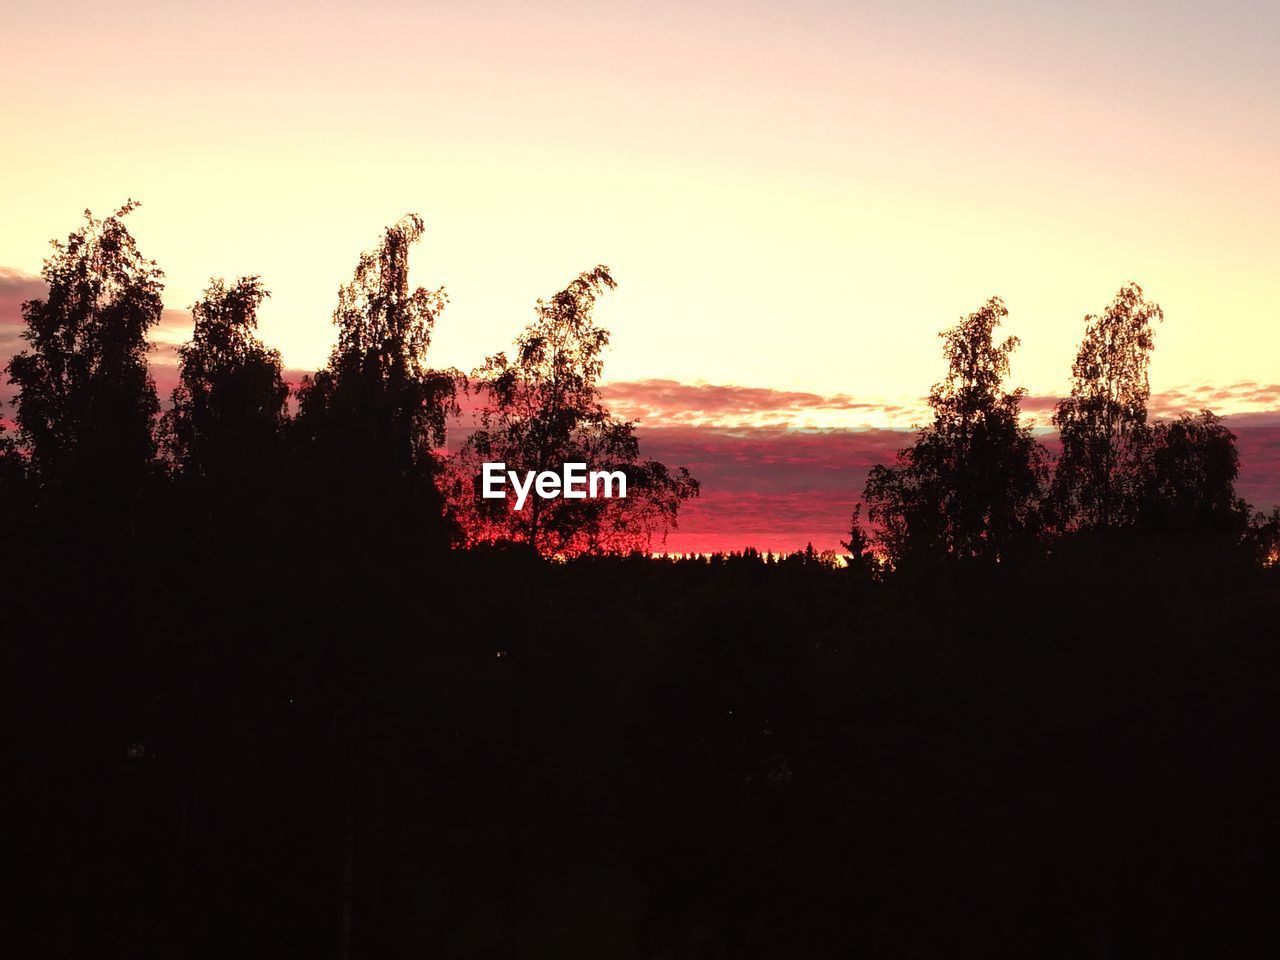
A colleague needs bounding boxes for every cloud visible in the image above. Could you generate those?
[600,378,922,429]
[602,378,1280,433]
[637,425,903,495]
[0,269,46,409]
[634,425,903,554]
[1148,381,1280,419]
[1234,423,1280,513]
[457,378,1280,553]
[0,269,45,362]
[0,268,44,306]
[1018,395,1060,418]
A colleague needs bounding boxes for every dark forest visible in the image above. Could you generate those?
[4,205,1280,957]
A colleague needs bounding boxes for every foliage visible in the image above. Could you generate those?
[164,276,289,487]
[5,205,1280,956]
[293,215,459,543]
[450,266,699,556]
[1051,282,1163,532]
[841,503,879,584]
[1245,506,1280,567]
[1141,410,1249,539]
[0,421,30,525]
[5,201,162,512]
[863,297,1047,568]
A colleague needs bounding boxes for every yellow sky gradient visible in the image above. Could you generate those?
[2,0,1277,422]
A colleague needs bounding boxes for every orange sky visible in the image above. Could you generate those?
[2,0,1278,423]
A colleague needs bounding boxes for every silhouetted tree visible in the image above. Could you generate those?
[1244,506,1280,568]
[781,542,840,569]
[0,421,21,479]
[841,503,879,585]
[1051,282,1162,532]
[164,276,288,491]
[4,201,1280,958]
[452,266,699,556]
[5,201,162,520]
[863,297,1047,568]
[0,420,29,522]
[1138,410,1249,554]
[293,215,458,545]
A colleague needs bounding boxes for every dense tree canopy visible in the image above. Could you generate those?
[5,201,162,519]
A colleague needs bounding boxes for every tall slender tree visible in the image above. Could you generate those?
[165,276,288,489]
[291,218,462,957]
[5,201,162,521]
[293,215,458,544]
[863,297,1047,568]
[1051,282,1162,533]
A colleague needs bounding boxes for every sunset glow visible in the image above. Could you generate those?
[3,0,1278,552]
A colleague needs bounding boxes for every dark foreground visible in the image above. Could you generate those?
[6,534,1280,958]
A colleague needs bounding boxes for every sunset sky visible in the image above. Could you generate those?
[2,0,1278,551]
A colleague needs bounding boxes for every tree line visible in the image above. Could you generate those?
[0,204,698,558]
[852,290,1279,575]
[4,202,1278,571]
[6,204,1280,957]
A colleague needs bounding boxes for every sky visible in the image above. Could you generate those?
[2,0,1278,551]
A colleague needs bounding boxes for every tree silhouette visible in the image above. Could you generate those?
[451,266,699,556]
[1051,282,1163,533]
[841,503,879,586]
[5,201,162,520]
[164,277,288,492]
[5,202,1280,956]
[863,297,1047,568]
[1245,506,1280,568]
[1140,410,1249,546]
[0,420,21,477]
[0,420,29,518]
[293,215,458,545]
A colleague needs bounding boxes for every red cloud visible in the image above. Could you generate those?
[635,425,905,554]
[1234,420,1280,512]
